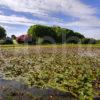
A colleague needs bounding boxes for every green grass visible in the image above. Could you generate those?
[0,44,100,48]
[0,44,100,99]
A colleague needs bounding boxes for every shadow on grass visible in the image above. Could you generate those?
[0,79,99,100]
[0,79,77,100]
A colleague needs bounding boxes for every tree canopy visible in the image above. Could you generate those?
[28,25,56,38]
[28,24,85,44]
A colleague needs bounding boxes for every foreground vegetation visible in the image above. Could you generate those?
[0,45,99,100]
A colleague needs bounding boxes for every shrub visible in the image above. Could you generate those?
[82,38,96,44]
[66,36,81,44]
[4,37,13,44]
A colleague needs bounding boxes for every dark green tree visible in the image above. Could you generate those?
[52,26,65,43]
[74,32,85,39]
[28,25,57,44]
[0,26,6,39]
[11,35,16,40]
[82,38,96,44]
[27,24,86,44]
[66,36,81,44]
[28,25,56,38]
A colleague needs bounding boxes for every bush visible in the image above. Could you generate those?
[4,37,13,44]
[0,39,5,44]
[82,38,96,44]
[66,36,81,44]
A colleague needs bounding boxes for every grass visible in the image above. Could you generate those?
[0,44,100,48]
[0,44,100,99]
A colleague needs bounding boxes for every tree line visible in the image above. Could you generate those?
[0,25,98,45]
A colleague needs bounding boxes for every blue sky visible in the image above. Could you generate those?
[0,0,100,39]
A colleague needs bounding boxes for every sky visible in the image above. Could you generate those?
[0,0,100,39]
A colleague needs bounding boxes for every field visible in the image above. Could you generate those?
[0,44,100,99]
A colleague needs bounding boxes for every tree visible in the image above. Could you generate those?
[11,35,16,40]
[82,38,96,44]
[4,37,13,44]
[74,32,85,39]
[28,25,57,44]
[52,26,66,43]
[0,26,6,39]
[28,25,56,38]
[65,31,84,39]
[66,36,81,44]
[27,24,86,44]
[11,35,18,45]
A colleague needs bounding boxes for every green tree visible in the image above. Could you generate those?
[0,26,6,39]
[28,25,57,44]
[82,38,96,44]
[66,36,81,44]
[28,25,56,38]
[27,24,85,44]
[65,30,84,39]
[52,26,65,43]
[74,32,85,39]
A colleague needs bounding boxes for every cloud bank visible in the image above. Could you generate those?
[0,0,100,39]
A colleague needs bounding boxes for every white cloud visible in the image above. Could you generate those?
[0,14,55,26]
[65,16,100,27]
[0,0,96,19]
[0,0,100,39]
[76,27,100,39]
[0,14,33,26]
[0,0,99,27]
